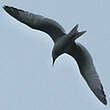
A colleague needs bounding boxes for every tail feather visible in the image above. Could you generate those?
[69,24,78,35]
[68,24,86,40]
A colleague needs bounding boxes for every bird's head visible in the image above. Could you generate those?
[52,46,63,66]
[52,56,56,66]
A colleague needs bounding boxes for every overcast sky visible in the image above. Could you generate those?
[0,0,110,110]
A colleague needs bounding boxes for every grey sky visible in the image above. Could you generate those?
[0,0,110,110]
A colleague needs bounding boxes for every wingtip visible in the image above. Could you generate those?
[3,5,9,10]
[3,5,11,13]
[102,97,107,105]
[96,92,107,105]
[3,5,7,10]
[3,5,19,19]
[100,85,107,105]
[3,5,16,12]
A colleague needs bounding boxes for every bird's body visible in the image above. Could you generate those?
[52,25,86,62]
[3,5,107,105]
[52,35,74,60]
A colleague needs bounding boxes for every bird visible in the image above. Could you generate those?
[3,5,107,105]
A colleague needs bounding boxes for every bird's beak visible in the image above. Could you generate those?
[52,58,55,66]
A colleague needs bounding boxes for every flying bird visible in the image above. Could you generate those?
[3,5,107,105]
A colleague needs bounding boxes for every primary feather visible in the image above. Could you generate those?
[3,5,66,42]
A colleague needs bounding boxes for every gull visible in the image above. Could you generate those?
[3,5,107,105]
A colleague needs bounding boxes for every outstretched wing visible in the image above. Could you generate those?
[66,43,107,105]
[3,5,66,42]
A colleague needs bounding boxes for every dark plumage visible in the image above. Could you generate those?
[3,5,107,105]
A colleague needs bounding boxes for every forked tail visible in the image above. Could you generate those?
[68,24,86,40]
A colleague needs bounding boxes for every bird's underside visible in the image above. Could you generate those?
[3,5,66,42]
[3,5,107,105]
[66,43,107,105]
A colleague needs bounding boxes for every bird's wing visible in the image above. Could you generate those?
[3,6,66,42]
[66,43,107,105]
